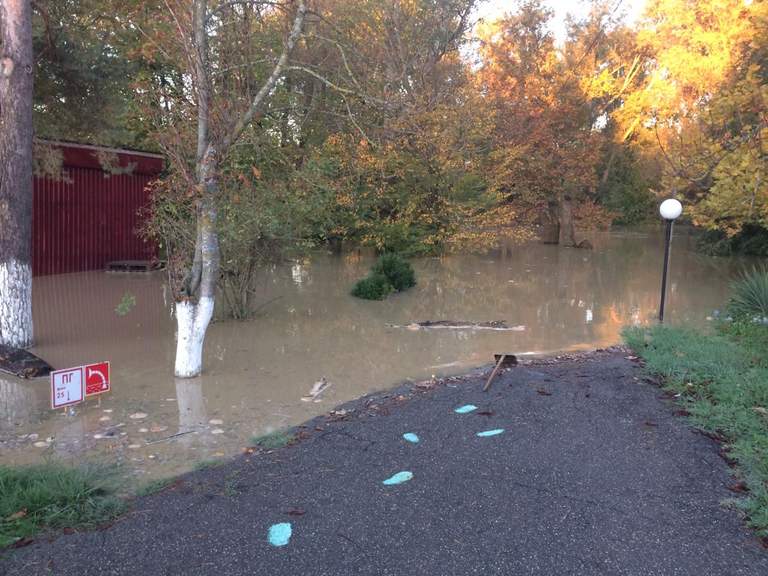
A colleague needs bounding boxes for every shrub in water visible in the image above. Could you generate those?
[372,253,416,292]
[351,273,393,300]
[729,266,768,320]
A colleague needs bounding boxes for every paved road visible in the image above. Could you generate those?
[3,350,767,575]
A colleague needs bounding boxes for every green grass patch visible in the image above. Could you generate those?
[250,430,293,450]
[135,476,178,497]
[624,322,768,536]
[0,462,124,548]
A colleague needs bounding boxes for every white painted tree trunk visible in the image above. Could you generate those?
[0,260,33,348]
[174,297,214,378]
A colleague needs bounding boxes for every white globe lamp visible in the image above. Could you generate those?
[659,198,683,221]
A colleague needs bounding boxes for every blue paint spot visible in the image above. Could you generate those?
[383,471,413,485]
[476,428,505,437]
[454,404,478,414]
[403,433,419,443]
[268,522,292,547]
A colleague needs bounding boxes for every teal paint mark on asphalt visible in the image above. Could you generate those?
[383,471,413,485]
[403,433,419,443]
[476,428,505,437]
[268,522,292,547]
[454,404,478,414]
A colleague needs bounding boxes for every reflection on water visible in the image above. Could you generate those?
[0,228,753,482]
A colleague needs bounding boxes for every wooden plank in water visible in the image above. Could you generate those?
[0,344,53,379]
[105,260,162,273]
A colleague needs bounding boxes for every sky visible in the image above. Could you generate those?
[475,0,647,43]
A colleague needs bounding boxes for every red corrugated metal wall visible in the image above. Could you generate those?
[32,142,164,276]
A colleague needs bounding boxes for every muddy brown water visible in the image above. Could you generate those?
[0,228,752,484]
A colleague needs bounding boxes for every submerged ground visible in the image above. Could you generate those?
[3,350,766,575]
[0,228,755,483]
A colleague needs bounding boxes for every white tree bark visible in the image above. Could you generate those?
[0,260,32,348]
[170,0,306,377]
[174,297,214,378]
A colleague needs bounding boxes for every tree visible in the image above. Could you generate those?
[31,0,145,147]
[131,0,307,377]
[0,0,34,349]
[618,0,766,237]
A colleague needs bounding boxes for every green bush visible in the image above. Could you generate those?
[372,253,416,292]
[351,273,393,300]
[729,266,768,320]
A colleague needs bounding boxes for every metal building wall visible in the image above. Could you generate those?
[32,143,163,276]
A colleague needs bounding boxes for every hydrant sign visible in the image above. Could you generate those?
[50,361,111,409]
[51,367,84,409]
[85,362,111,397]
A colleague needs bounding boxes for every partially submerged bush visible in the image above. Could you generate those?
[351,273,393,300]
[729,266,768,320]
[372,253,416,292]
[352,254,416,300]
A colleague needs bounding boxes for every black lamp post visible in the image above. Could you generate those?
[658,198,683,323]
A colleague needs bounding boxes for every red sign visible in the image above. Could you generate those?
[84,361,111,397]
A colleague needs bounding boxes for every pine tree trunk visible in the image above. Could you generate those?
[0,0,34,348]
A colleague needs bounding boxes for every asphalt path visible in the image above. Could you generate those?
[2,349,767,575]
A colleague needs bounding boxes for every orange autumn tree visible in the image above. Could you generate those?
[619,0,767,239]
[474,0,632,246]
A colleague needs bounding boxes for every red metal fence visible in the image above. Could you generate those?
[32,141,164,276]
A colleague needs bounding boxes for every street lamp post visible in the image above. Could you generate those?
[658,198,683,323]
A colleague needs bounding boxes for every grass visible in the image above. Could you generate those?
[624,322,768,536]
[135,476,178,497]
[0,462,124,548]
[250,430,294,450]
[729,266,768,320]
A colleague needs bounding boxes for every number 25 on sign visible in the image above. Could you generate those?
[51,367,84,409]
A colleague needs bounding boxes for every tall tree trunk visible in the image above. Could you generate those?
[174,163,219,377]
[539,200,560,244]
[0,0,34,348]
[558,191,577,247]
[173,0,306,377]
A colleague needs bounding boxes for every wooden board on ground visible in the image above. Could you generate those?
[0,345,53,379]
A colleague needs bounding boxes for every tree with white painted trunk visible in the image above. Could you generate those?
[0,0,34,349]
[144,0,307,377]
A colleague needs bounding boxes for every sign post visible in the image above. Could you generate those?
[50,361,111,410]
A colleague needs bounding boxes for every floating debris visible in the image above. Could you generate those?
[383,471,413,486]
[33,441,49,448]
[128,444,141,449]
[208,419,224,425]
[129,412,148,420]
[301,378,332,402]
[211,428,225,435]
[454,404,478,414]
[476,429,505,437]
[268,522,292,547]
[150,425,168,433]
[99,416,111,422]
[402,433,420,443]
[103,409,113,413]
[391,320,525,332]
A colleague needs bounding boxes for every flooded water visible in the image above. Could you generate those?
[0,228,753,484]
